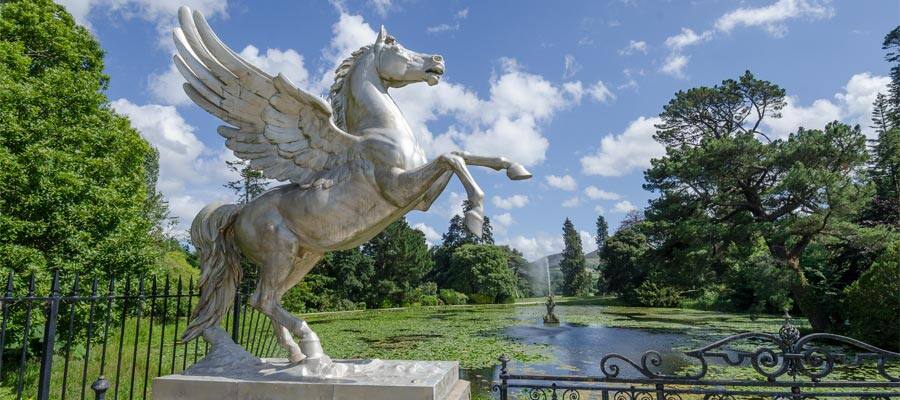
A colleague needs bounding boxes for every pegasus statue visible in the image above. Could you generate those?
[172,7,532,366]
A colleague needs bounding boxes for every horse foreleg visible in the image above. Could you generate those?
[378,154,485,236]
[415,171,453,211]
[451,151,533,180]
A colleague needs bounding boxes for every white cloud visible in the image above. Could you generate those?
[563,81,585,103]
[412,222,441,245]
[368,0,392,17]
[715,0,834,37]
[612,200,637,213]
[393,58,583,166]
[506,234,564,261]
[427,7,469,34]
[492,212,514,236]
[589,81,616,103]
[618,40,648,55]
[545,175,578,191]
[57,0,228,42]
[665,28,713,50]
[594,205,606,214]
[562,197,581,208]
[580,230,598,253]
[431,191,467,219]
[660,53,690,78]
[563,54,582,79]
[111,99,236,233]
[427,23,460,33]
[492,194,530,210]
[764,72,889,139]
[581,116,665,176]
[584,186,621,200]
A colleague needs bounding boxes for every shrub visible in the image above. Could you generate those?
[844,240,900,350]
[419,295,442,306]
[468,293,494,305]
[632,281,682,308]
[439,289,468,305]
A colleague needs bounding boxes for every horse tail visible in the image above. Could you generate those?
[181,202,243,343]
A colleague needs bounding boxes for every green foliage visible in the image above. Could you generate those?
[646,70,871,330]
[595,215,608,253]
[844,240,900,350]
[601,224,649,299]
[362,217,433,307]
[632,280,682,308]
[0,0,161,283]
[223,159,269,205]
[560,218,592,296]
[447,244,517,303]
[438,288,468,305]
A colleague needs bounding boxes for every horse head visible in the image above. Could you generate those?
[374,26,444,88]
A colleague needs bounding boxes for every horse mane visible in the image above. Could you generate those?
[328,45,373,132]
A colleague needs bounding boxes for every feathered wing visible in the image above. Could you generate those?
[172,6,360,188]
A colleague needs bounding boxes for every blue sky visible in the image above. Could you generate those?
[57,0,897,260]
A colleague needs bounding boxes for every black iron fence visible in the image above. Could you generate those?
[494,316,900,399]
[0,271,284,400]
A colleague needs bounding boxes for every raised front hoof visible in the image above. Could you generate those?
[506,164,533,180]
[464,210,484,236]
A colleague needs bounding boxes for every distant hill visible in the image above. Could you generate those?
[527,249,600,270]
[523,249,601,295]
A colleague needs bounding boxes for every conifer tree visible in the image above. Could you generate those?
[560,218,591,296]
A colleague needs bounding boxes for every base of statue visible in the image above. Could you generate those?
[153,358,470,400]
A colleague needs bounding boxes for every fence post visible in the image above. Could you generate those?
[498,354,509,400]
[232,288,240,343]
[37,271,61,400]
[91,376,109,400]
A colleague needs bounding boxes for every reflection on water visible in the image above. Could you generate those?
[463,305,694,398]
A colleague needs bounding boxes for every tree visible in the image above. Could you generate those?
[843,239,900,350]
[595,215,609,253]
[224,159,269,204]
[559,218,591,296]
[430,200,491,286]
[362,217,433,306]
[447,244,517,303]
[601,224,649,298]
[883,26,900,127]
[0,0,161,281]
[645,71,871,330]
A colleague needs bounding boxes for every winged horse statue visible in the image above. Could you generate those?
[172,7,532,366]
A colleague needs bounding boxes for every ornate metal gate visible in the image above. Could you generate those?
[494,316,899,399]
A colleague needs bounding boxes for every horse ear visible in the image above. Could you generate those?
[376,25,387,44]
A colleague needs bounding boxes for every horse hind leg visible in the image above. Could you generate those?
[250,248,324,363]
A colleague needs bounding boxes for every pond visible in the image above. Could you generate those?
[306,297,798,399]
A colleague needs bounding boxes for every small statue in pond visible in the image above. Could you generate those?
[543,295,559,324]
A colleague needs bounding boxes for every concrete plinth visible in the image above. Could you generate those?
[153,359,470,400]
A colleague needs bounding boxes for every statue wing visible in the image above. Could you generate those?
[172,7,361,188]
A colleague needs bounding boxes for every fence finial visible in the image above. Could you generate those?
[91,376,110,400]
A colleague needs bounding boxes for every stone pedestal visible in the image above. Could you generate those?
[153,359,470,400]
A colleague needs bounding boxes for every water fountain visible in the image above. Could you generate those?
[543,262,559,324]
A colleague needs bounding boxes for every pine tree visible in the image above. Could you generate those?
[595,215,609,253]
[883,26,900,126]
[560,218,591,296]
[872,93,893,135]
[224,159,269,204]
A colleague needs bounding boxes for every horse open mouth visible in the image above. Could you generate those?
[425,67,444,85]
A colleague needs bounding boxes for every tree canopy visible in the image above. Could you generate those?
[645,71,873,330]
[0,0,162,282]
